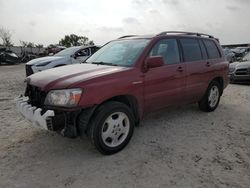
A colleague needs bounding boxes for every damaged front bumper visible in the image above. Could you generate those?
[15,96,55,130]
[15,95,84,138]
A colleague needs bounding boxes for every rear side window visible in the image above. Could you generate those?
[199,40,208,59]
[203,40,221,59]
[149,39,180,64]
[180,38,202,62]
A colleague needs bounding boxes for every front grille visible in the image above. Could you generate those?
[25,84,46,108]
[25,64,33,76]
[235,68,248,75]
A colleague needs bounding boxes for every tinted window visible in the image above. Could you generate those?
[180,38,202,61]
[149,39,180,64]
[77,48,89,56]
[91,46,100,54]
[203,40,221,59]
[199,40,208,59]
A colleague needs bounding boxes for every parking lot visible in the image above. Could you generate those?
[0,64,250,188]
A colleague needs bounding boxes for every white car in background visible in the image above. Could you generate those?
[25,45,100,76]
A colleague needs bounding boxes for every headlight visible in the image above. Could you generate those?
[36,61,51,66]
[229,66,235,73]
[44,88,82,107]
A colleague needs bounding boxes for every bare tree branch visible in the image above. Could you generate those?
[0,27,13,47]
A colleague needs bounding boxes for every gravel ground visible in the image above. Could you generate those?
[0,64,250,188]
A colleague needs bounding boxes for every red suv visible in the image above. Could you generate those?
[16,31,229,154]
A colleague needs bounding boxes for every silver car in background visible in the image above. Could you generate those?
[25,45,100,76]
[229,52,250,83]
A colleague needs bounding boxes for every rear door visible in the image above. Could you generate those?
[203,39,223,77]
[179,38,211,103]
[144,38,186,112]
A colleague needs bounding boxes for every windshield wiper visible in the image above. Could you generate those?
[91,62,118,66]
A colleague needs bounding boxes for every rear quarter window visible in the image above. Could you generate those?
[180,38,203,62]
[203,40,221,59]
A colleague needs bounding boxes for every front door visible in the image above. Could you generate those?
[144,38,186,113]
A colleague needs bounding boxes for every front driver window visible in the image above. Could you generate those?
[77,48,89,57]
[149,39,180,64]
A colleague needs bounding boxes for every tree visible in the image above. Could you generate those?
[0,27,13,48]
[20,41,29,48]
[35,44,44,48]
[59,34,94,47]
[27,42,34,53]
[20,41,35,53]
[27,42,34,48]
[35,44,44,53]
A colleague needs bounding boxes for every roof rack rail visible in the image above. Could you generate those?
[156,31,214,38]
[118,35,137,39]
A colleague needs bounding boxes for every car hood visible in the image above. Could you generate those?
[230,60,250,69]
[26,56,67,66]
[26,64,129,91]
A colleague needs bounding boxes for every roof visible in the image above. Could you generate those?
[118,31,216,40]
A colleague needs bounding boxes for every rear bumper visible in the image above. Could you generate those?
[15,96,55,130]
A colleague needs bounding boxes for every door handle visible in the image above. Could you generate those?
[177,66,183,72]
[206,62,210,67]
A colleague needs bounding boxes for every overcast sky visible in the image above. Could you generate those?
[0,0,249,46]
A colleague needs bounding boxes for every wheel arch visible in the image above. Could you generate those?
[104,95,140,124]
[211,76,224,95]
[77,94,140,135]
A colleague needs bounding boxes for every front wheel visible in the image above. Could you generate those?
[89,101,135,155]
[198,81,221,112]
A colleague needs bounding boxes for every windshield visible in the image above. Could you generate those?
[243,52,250,61]
[86,39,150,66]
[54,46,81,56]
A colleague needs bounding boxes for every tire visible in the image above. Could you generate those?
[88,101,135,155]
[198,81,221,112]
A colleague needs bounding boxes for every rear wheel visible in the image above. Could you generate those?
[88,101,135,155]
[198,81,221,112]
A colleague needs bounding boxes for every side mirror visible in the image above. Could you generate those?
[145,56,164,69]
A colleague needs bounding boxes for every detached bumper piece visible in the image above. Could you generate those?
[15,96,55,130]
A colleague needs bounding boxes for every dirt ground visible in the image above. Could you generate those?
[0,64,250,188]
